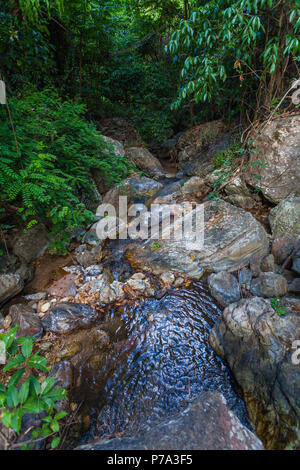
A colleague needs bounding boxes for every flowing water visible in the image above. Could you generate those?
[78,281,250,444]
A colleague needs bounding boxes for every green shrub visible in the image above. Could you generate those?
[0,88,133,252]
[0,326,67,450]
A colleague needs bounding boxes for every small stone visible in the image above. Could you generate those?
[41,302,51,313]
[39,341,53,352]
[160,272,176,286]
[130,273,146,281]
[9,304,43,338]
[3,314,12,329]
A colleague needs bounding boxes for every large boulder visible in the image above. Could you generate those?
[127,200,269,278]
[126,147,165,179]
[76,392,263,450]
[97,117,144,148]
[209,297,300,449]
[269,196,300,264]
[175,121,230,177]
[246,114,300,203]
[0,274,24,306]
[12,224,49,263]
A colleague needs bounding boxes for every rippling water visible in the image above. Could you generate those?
[79,282,249,442]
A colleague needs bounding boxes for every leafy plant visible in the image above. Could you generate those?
[271,297,287,317]
[0,326,67,450]
[151,241,162,251]
[0,88,133,253]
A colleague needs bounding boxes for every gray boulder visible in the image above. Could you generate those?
[292,250,300,275]
[246,114,300,203]
[209,296,300,449]
[12,224,49,263]
[127,200,269,278]
[208,272,240,307]
[42,302,98,335]
[126,147,165,178]
[250,272,287,297]
[76,392,263,450]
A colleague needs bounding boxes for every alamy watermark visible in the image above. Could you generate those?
[95,197,204,249]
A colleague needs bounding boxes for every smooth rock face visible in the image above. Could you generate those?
[250,272,287,298]
[77,392,263,450]
[42,302,98,334]
[246,114,300,203]
[226,194,255,209]
[208,272,240,307]
[0,274,24,306]
[209,297,300,449]
[126,147,165,178]
[9,304,43,339]
[12,224,49,263]
[127,200,269,278]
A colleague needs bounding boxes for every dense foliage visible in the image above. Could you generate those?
[167,0,300,122]
[0,0,299,246]
[0,88,131,252]
[0,326,67,450]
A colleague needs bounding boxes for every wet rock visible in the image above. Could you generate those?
[292,250,300,275]
[57,342,82,360]
[77,391,263,450]
[209,297,300,449]
[246,114,300,203]
[208,272,240,307]
[126,147,165,179]
[9,304,43,339]
[238,268,252,290]
[110,281,126,301]
[152,181,181,204]
[127,200,269,278]
[12,224,49,263]
[75,243,103,268]
[47,274,77,298]
[260,254,276,273]
[50,361,74,389]
[250,272,287,298]
[99,285,117,304]
[0,273,24,305]
[181,176,205,195]
[128,176,163,198]
[42,302,98,334]
[130,273,145,281]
